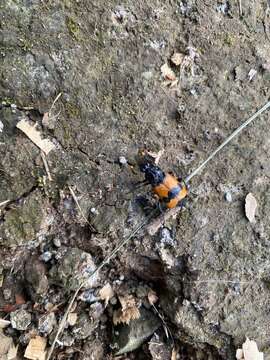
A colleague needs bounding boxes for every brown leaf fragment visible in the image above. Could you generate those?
[99,283,114,307]
[161,63,176,81]
[245,193,258,223]
[24,336,47,360]
[113,295,140,325]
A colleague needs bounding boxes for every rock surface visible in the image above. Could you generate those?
[1,0,270,359]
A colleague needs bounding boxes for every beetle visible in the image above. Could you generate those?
[139,161,188,209]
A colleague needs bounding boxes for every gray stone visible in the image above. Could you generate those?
[10,309,31,330]
[38,312,56,335]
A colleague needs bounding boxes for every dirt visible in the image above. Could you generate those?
[1,0,270,359]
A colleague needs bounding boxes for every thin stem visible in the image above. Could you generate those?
[184,100,270,184]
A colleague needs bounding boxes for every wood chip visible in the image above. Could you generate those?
[236,349,244,359]
[24,336,47,360]
[0,330,13,357]
[0,319,11,329]
[67,312,78,326]
[7,344,18,360]
[236,338,264,360]
[16,118,55,155]
[245,193,258,223]
[171,52,184,66]
[161,63,176,81]
[171,347,178,360]
[99,283,114,307]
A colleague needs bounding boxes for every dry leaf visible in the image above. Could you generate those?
[113,295,140,325]
[245,193,258,223]
[16,118,55,155]
[24,336,47,360]
[67,312,78,326]
[99,283,114,307]
[161,63,176,81]
[236,338,264,360]
[148,290,158,305]
[171,52,184,66]
[0,319,11,329]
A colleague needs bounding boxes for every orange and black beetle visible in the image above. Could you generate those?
[139,162,188,209]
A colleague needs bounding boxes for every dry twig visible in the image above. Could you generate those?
[41,151,52,181]
[0,200,10,207]
[68,186,94,229]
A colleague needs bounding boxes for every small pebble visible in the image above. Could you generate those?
[53,237,61,247]
[79,289,98,303]
[177,103,186,113]
[224,192,232,202]
[90,207,99,215]
[3,288,12,300]
[90,302,104,320]
[159,227,174,246]
[119,156,127,165]
[40,251,52,262]
[110,296,118,305]
[38,312,56,334]
[119,274,125,281]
